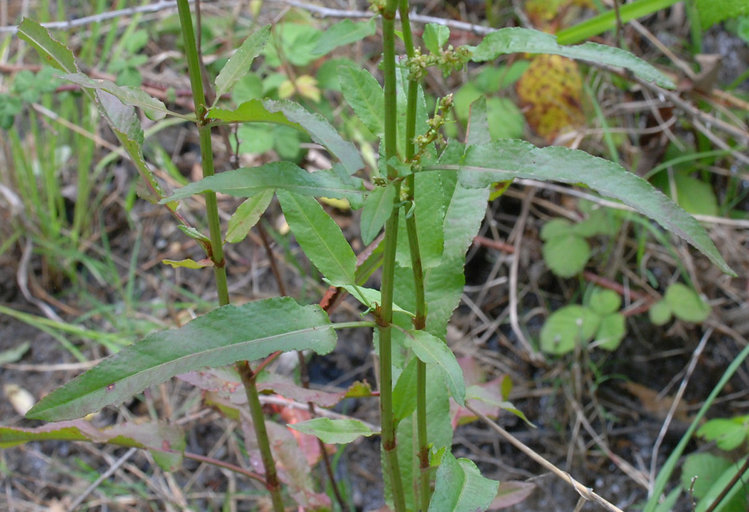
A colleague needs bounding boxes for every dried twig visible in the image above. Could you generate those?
[0,1,192,34]
[648,327,713,494]
[468,404,625,512]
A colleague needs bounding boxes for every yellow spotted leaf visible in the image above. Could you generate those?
[515,54,584,143]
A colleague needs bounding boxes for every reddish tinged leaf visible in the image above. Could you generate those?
[242,416,331,510]
[178,369,349,408]
[489,481,536,509]
[0,420,184,471]
[450,378,506,428]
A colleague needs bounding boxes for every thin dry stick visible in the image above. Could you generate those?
[648,327,713,494]
[0,0,192,33]
[508,188,544,363]
[276,0,495,34]
[466,404,625,512]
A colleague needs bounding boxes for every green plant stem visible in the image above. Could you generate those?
[176,3,283,511]
[176,0,229,305]
[380,1,407,510]
[236,361,285,511]
[398,2,431,508]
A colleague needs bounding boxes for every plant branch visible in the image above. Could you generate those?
[379,0,407,509]
[398,1,431,508]
[177,3,282,511]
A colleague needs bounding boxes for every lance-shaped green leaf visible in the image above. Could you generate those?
[214,25,270,102]
[289,417,376,444]
[60,72,169,120]
[404,330,465,405]
[311,18,376,57]
[26,298,337,421]
[209,99,363,174]
[277,190,356,285]
[0,420,185,471]
[209,99,297,126]
[437,140,733,275]
[225,189,274,243]
[360,184,394,245]
[331,283,413,318]
[338,61,384,136]
[264,100,363,174]
[429,452,499,512]
[163,162,364,202]
[472,27,674,88]
[17,18,77,73]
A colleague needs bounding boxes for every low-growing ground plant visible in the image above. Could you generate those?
[1,1,742,510]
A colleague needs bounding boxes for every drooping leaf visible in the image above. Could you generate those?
[26,298,336,421]
[405,330,465,405]
[0,420,184,471]
[17,18,77,73]
[289,417,375,444]
[338,61,385,136]
[59,72,169,120]
[540,305,600,355]
[277,191,357,285]
[214,25,271,102]
[17,19,173,212]
[163,162,363,202]
[360,184,395,245]
[439,140,733,275]
[472,27,675,88]
[311,18,376,56]
[225,189,274,243]
[429,451,499,512]
[664,283,711,323]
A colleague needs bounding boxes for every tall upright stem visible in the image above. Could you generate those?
[379,1,407,510]
[398,1,431,509]
[176,3,283,511]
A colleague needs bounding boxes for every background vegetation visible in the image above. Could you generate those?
[0,0,747,510]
